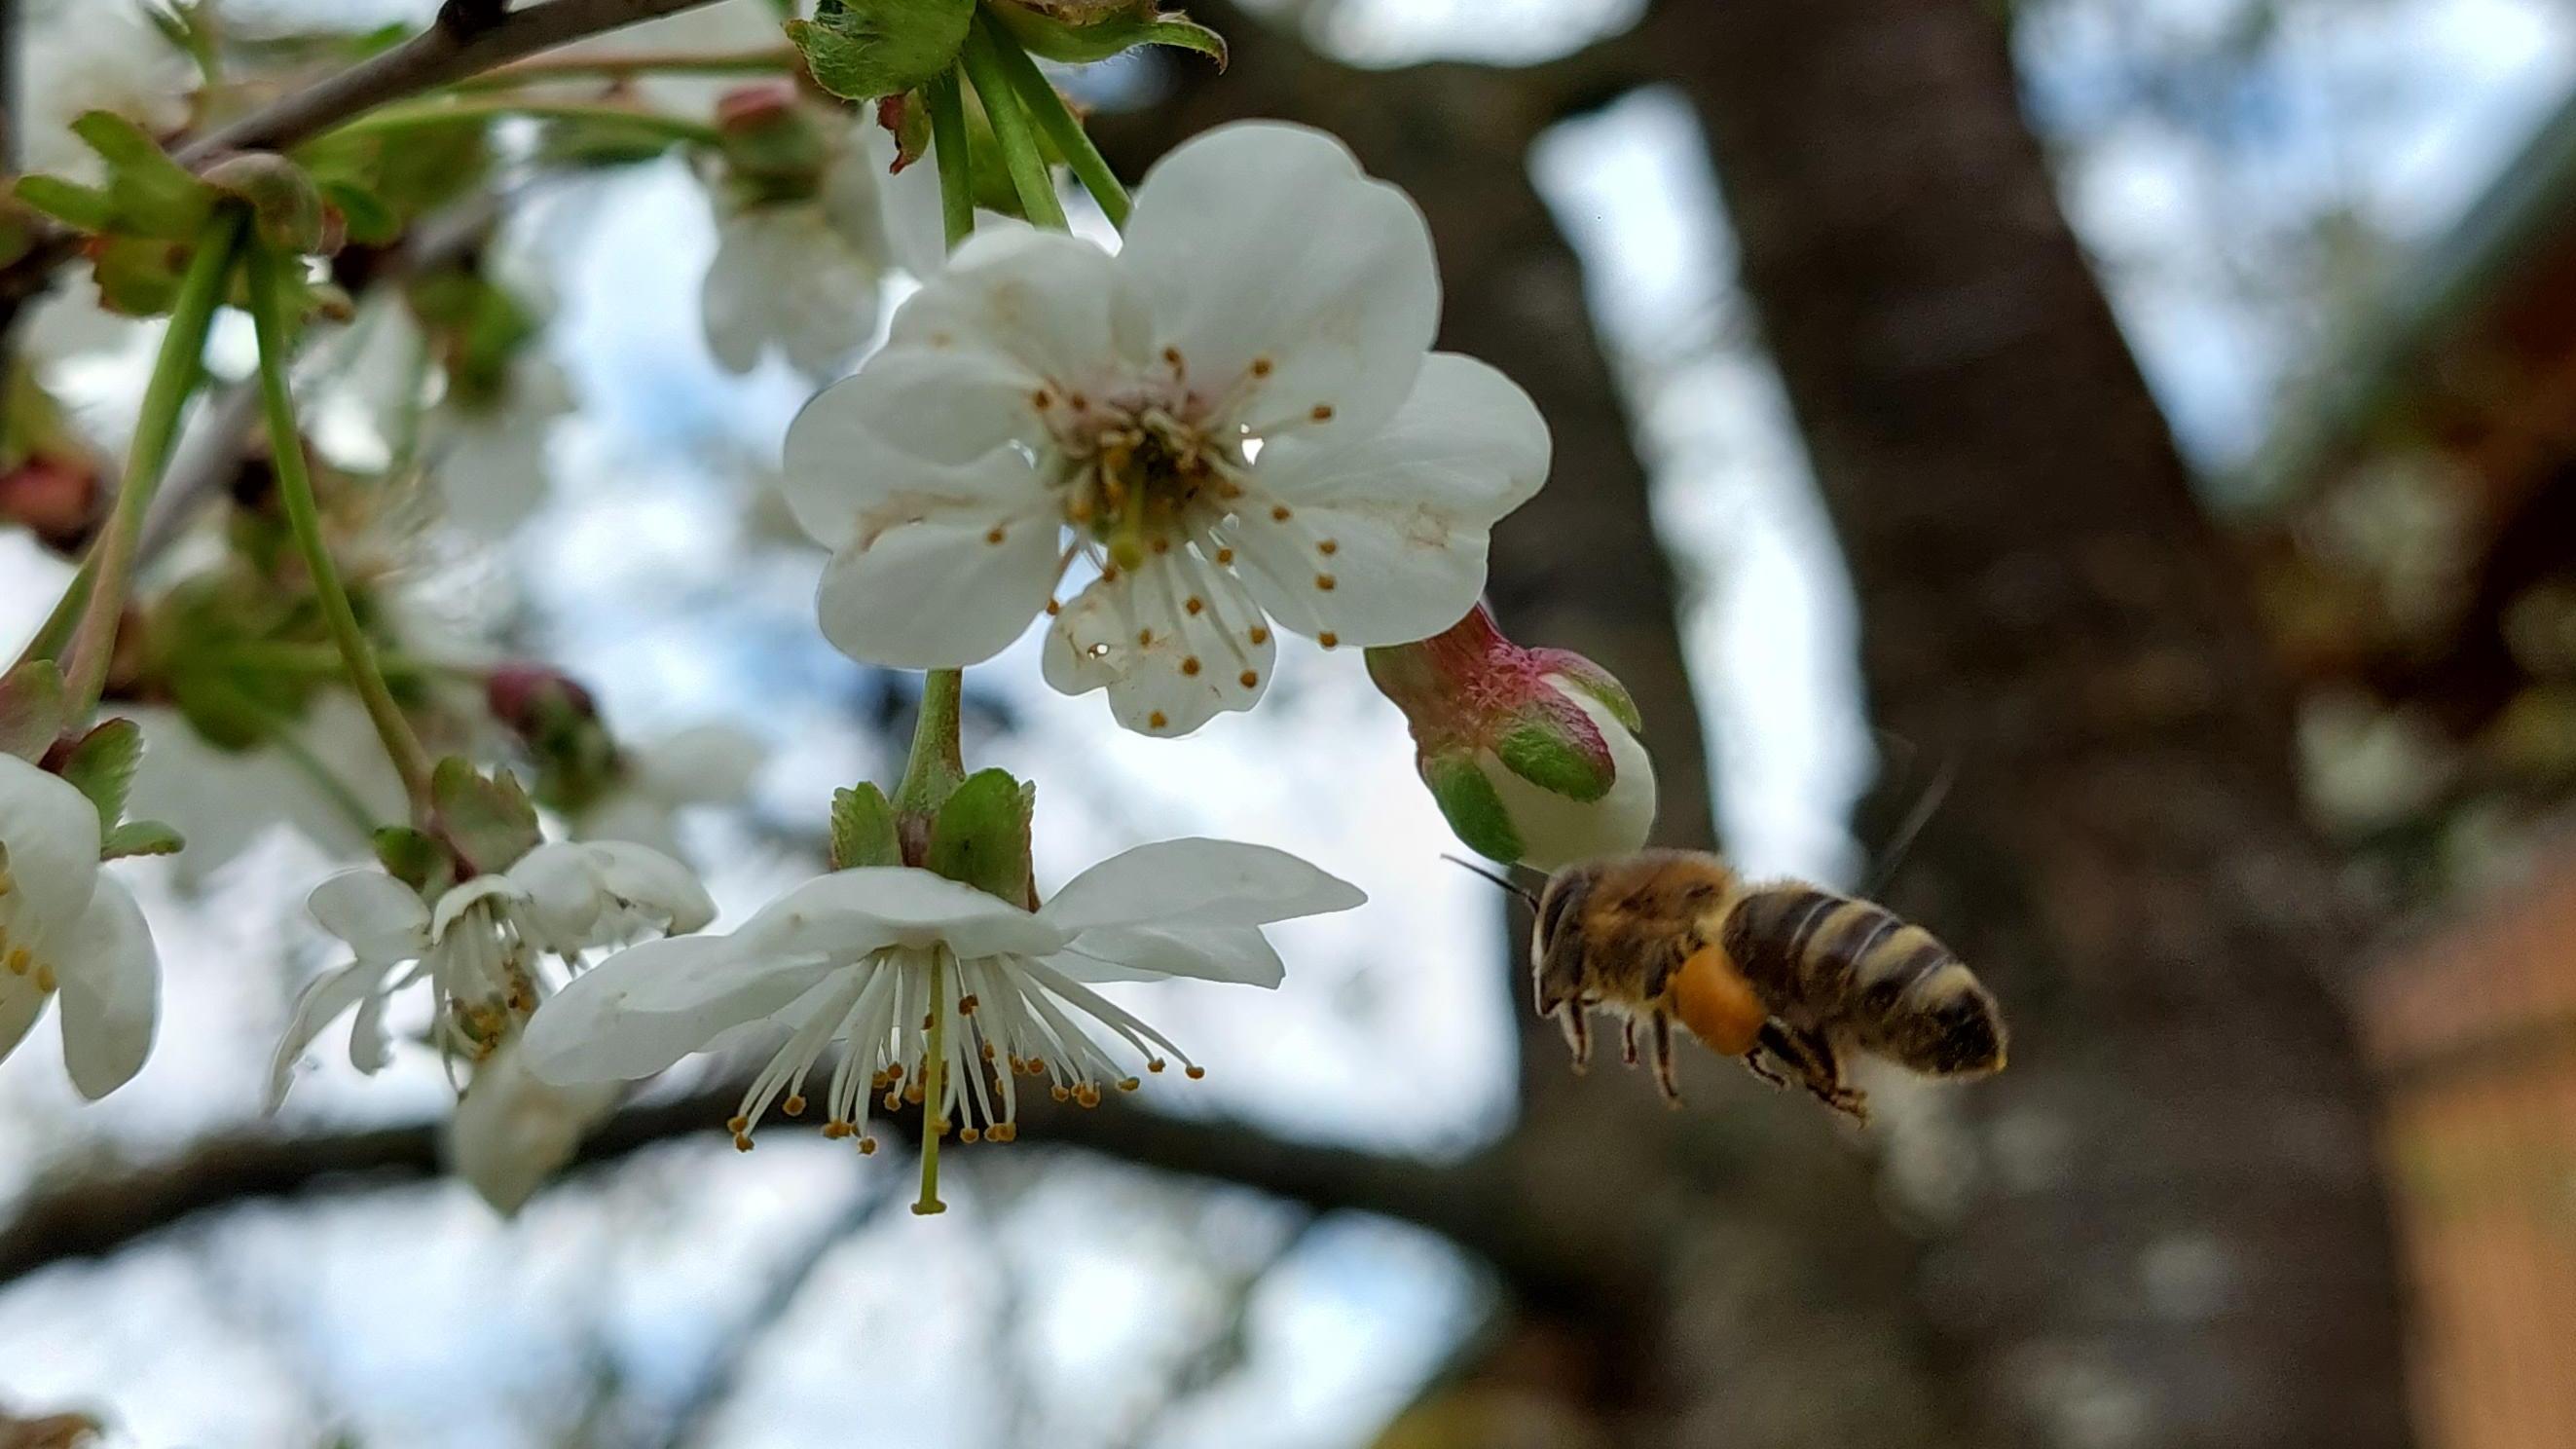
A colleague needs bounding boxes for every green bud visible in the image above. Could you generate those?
[203,152,332,255]
[925,767,1036,903]
[0,659,67,763]
[373,825,453,895]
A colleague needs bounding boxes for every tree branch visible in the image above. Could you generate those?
[0,1081,1617,1311]
[174,0,727,164]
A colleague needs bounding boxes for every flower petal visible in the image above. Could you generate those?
[430,874,530,943]
[1041,838,1366,933]
[1040,551,1275,737]
[446,1041,622,1216]
[701,204,882,376]
[0,979,49,1065]
[1226,353,1547,647]
[1122,122,1436,439]
[265,955,401,1110]
[521,935,837,1084]
[308,870,430,962]
[0,754,103,948]
[811,486,1062,669]
[734,866,1066,961]
[887,224,1148,388]
[635,724,767,804]
[54,874,159,1099]
[1051,924,1285,987]
[507,840,715,950]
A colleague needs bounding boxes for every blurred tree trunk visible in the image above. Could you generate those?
[1666,1,2415,1445]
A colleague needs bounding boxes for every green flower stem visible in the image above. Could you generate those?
[323,97,722,147]
[892,667,966,816]
[958,19,1068,232]
[460,45,800,88]
[52,208,247,719]
[913,949,951,1215]
[926,67,976,252]
[979,19,1129,229]
[243,242,436,819]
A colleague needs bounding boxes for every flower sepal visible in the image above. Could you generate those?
[924,767,1036,905]
[429,757,543,875]
[828,782,902,870]
[0,659,68,763]
[788,0,975,103]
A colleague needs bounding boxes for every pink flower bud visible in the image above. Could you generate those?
[485,663,597,735]
[1366,605,1656,870]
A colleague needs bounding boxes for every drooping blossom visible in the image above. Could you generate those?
[0,756,159,1098]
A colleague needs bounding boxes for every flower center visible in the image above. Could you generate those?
[1040,362,1252,572]
[430,903,538,1063]
[0,865,58,999]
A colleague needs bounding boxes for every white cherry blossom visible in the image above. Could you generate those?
[0,756,159,1099]
[267,839,714,1107]
[445,1040,622,1215]
[703,125,945,376]
[570,723,768,858]
[522,838,1363,1149]
[781,121,1550,736]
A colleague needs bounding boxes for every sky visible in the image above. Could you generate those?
[6,0,2576,1443]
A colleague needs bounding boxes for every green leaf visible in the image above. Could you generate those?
[91,235,188,317]
[12,174,117,232]
[1494,719,1614,802]
[829,782,904,870]
[924,767,1033,903]
[0,659,68,762]
[321,180,401,246]
[430,757,542,873]
[58,718,145,832]
[73,111,214,239]
[373,825,452,895]
[988,0,1225,65]
[1423,754,1523,865]
[103,819,186,859]
[788,0,976,102]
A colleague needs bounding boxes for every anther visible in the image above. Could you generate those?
[1148,711,1168,729]
[884,1091,903,1110]
[1317,539,1339,556]
[1318,631,1339,649]
[1032,387,1053,408]
[782,1095,806,1116]
[984,526,1007,544]
[1315,574,1337,591]
[1152,538,1171,554]
[1271,504,1292,522]
[1075,1084,1102,1108]
[1185,596,1204,615]
[959,993,979,1014]
[1163,346,1184,368]
[885,1063,904,1082]
[1069,391,1088,409]
[1215,547,1235,565]
[1046,600,1062,615]
[1310,404,1335,423]
[5,947,28,975]
[960,1126,980,1144]
[1249,625,1270,645]
[1050,1084,1071,1102]
[990,1123,1016,1143]
[33,964,55,993]
[1138,628,1155,646]
[1239,670,1259,688]
[1148,1059,1166,1073]
[726,1114,751,1134]
[859,1136,879,1155]
[1186,1065,1207,1080]
[904,1083,924,1104]
[1181,656,1201,677]
[824,1120,852,1138]
[1118,1077,1141,1093]
[1250,356,1273,378]
[733,1133,754,1152]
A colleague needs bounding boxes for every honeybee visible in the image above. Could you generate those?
[1509,850,2007,1121]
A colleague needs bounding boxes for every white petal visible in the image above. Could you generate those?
[0,978,49,1064]
[701,204,882,376]
[734,867,1066,961]
[1051,924,1285,987]
[265,955,400,1110]
[1485,677,1660,871]
[1042,838,1366,934]
[1122,122,1436,438]
[784,348,1049,513]
[430,874,530,942]
[0,754,103,947]
[811,488,1061,669]
[507,840,714,949]
[875,134,951,279]
[521,935,838,1084]
[887,225,1148,387]
[308,870,431,961]
[1227,353,1547,647]
[53,874,159,1098]
[447,1042,622,1216]
[1041,552,1276,737]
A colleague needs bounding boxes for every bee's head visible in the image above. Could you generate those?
[1529,863,1599,987]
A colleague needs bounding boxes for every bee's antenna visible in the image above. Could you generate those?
[1442,854,1540,910]
[1863,756,1957,899]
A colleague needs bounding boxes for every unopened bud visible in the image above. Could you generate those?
[485,665,617,815]
[714,82,831,200]
[203,152,332,254]
[1367,605,1655,871]
[0,450,103,551]
[486,662,598,734]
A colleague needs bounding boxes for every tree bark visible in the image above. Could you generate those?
[1665,2,2414,1445]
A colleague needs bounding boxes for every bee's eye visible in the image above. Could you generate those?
[1535,873,1587,954]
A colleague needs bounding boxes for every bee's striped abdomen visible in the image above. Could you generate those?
[1721,883,2006,1078]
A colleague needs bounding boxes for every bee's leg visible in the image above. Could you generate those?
[1648,1013,1683,1106]
[1556,1004,1593,1073]
[1744,1020,1799,1090]
[1620,1018,1640,1068]
[1791,1027,1869,1122]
